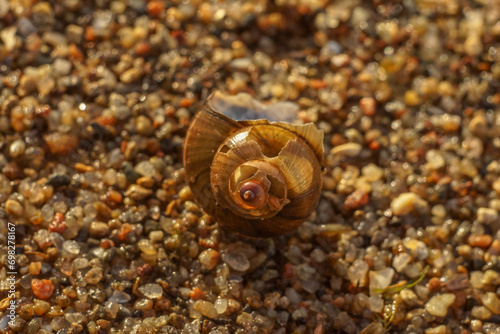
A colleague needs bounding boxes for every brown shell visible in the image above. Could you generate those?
[183,92,324,237]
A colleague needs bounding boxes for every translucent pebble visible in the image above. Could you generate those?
[277,311,289,325]
[368,295,384,313]
[83,203,97,218]
[347,259,369,287]
[199,249,220,270]
[460,158,478,178]
[50,317,69,331]
[125,184,153,200]
[85,267,103,284]
[369,267,395,296]
[136,115,153,135]
[41,204,54,222]
[285,287,302,305]
[391,192,419,215]
[310,248,326,263]
[464,35,482,56]
[392,253,411,273]
[292,307,308,320]
[425,293,456,317]
[362,163,384,182]
[230,58,252,70]
[134,298,153,310]
[331,143,362,157]
[400,289,418,308]
[90,247,105,259]
[34,299,51,316]
[64,312,86,324]
[53,201,68,214]
[223,251,250,272]
[471,306,492,320]
[20,274,33,290]
[193,300,217,318]
[106,149,123,168]
[49,232,65,251]
[481,270,500,286]
[0,0,10,18]
[53,58,72,76]
[72,258,89,270]
[403,238,429,260]
[28,185,45,205]
[89,221,110,237]
[105,301,119,318]
[182,320,201,334]
[477,208,498,224]
[76,287,88,302]
[138,283,163,299]
[481,292,500,314]
[62,240,81,255]
[426,150,445,170]
[295,263,316,281]
[9,139,25,157]
[102,169,117,186]
[431,205,446,218]
[109,290,132,304]
[134,160,156,177]
[138,239,157,255]
[214,276,227,292]
[302,280,320,294]
[149,230,164,243]
[5,199,23,217]
[214,297,228,314]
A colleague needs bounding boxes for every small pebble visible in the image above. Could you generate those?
[138,239,157,255]
[214,297,228,314]
[425,293,455,317]
[392,253,412,272]
[424,325,449,334]
[199,249,220,270]
[391,192,425,215]
[369,268,394,296]
[467,234,493,248]
[125,184,153,200]
[425,150,445,170]
[403,238,429,260]
[5,199,24,217]
[481,292,500,314]
[224,251,250,272]
[31,279,55,300]
[85,267,103,284]
[331,143,362,157]
[194,300,218,318]
[9,139,26,157]
[347,259,369,287]
[138,284,163,299]
[476,207,498,224]
[361,163,384,182]
[34,299,51,316]
[89,221,110,237]
[109,290,132,304]
[471,306,492,320]
[359,97,376,116]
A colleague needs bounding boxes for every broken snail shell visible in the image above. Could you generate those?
[183,92,324,237]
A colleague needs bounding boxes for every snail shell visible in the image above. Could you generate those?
[183,92,324,237]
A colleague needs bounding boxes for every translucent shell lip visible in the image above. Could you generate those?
[183,91,324,237]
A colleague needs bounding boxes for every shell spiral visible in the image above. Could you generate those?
[183,92,324,237]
